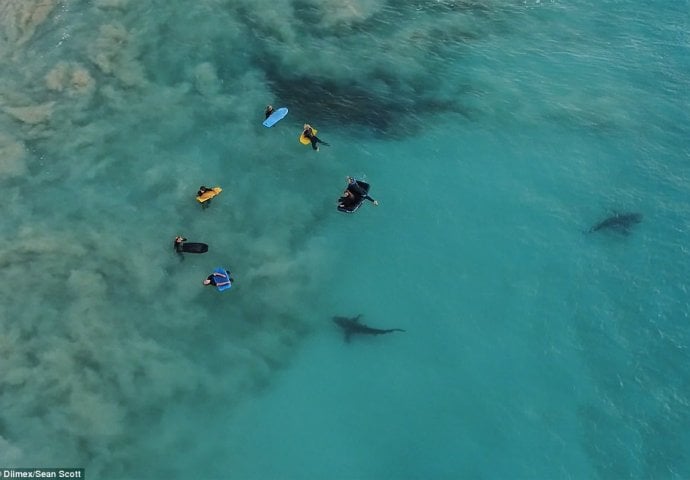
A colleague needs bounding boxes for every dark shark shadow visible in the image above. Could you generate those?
[332,314,405,343]
[587,212,642,235]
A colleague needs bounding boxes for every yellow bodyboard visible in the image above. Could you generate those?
[196,187,222,203]
[299,128,317,145]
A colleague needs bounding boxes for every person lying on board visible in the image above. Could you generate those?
[197,185,215,209]
[302,123,330,151]
[346,176,378,205]
[203,269,233,287]
[338,190,357,210]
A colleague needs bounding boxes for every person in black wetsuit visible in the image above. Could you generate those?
[173,235,209,259]
[197,186,213,209]
[338,190,357,210]
[265,105,274,119]
[203,269,234,287]
[174,236,187,255]
[346,176,378,205]
[302,124,330,151]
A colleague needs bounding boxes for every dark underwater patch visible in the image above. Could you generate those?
[238,0,485,138]
[261,69,472,138]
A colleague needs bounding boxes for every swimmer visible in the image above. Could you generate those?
[173,236,209,258]
[346,176,378,205]
[197,186,213,209]
[203,269,233,287]
[174,236,187,254]
[337,190,356,210]
[302,124,330,151]
[265,105,274,119]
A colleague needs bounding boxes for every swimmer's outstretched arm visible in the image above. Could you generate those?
[364,195,379,205]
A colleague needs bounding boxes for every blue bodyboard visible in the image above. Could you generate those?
[213,267,232,292]
[263,107,288,127]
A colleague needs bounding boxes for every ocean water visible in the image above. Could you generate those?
[0,0,689,479]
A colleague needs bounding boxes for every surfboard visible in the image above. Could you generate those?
[263,107,288,127]
[180,242,208,254]
[213,267,232,292]
[196,187,222,203]
[299,128,317,145]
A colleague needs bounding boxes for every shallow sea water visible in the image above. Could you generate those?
[0,0,688,479]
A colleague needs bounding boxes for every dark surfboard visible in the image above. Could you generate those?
[180,242,208,253]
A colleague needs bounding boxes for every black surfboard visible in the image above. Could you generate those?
[180,242,208,253]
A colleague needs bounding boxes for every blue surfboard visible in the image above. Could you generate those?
[213,267,232,292]
[263,107,288,127]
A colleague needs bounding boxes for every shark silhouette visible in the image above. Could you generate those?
[333,315,405,342]
[588,212,642,234]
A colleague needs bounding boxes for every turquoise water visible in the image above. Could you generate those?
[0,0,688,478]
